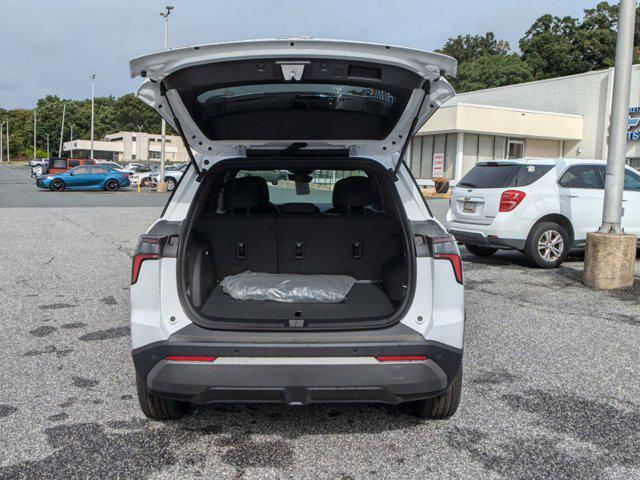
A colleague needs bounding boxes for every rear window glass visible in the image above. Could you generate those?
[51,159,67,169]
[458,163,553,189]
[191,84,405,141]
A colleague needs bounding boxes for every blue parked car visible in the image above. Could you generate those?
[36,165,131,192]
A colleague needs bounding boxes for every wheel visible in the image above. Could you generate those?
[141,178,150,187]
[105,179,120,191]
[464,244,498,257]
[136,375,186,420]
[166,178,177,191]
[50,179,65,191]
[412,367,462,419]
[525,221,570,268]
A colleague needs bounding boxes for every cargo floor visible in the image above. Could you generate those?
[200,283,395,320]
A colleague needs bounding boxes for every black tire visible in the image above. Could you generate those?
[464,244,498,257]
[105,179,120,191]
[50,179,65,192]
[525,221,570,268]
[141,178,150,187]
[166,178,177,191]
[136,376,186,420]
[412,367,462,419]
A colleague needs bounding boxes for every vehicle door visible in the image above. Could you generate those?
[66,166,92,188]
[557,164,605,243]
[622,167,640,236]
[86,166,109,187]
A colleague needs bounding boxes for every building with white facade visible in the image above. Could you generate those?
[62,131,189,164]
[408,65,640,185]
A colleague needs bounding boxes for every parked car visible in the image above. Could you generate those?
[29,158,47,168]
[96,161,135,174]
[129,39,464,421]
[125,162,150,172]
[131,167,160,187]
[31,158,96,178]
[445,158,640,268]
[36,165,130,191]
[148,163,188,191]
[238,169,289,185]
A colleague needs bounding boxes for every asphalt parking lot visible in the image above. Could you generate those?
[0,164,639,479]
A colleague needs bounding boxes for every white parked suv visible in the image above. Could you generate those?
[129,39,464,420]
[446,158,640,267]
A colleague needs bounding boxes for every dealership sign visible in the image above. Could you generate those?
[432,153,445,178]
[627,106,640,140]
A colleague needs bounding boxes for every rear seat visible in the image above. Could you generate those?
[196,175,403,281]
[195,177,278,280]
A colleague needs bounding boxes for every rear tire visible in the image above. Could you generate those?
[412,367,462,419]
[50,179,65,192]
[141,178,150,187]
[464,244,498,257]
[105,179,120,191]
[166,178,176,191]
[136,376,186,421]
[525,222,570,268]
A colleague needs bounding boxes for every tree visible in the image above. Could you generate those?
[438,32,510,64]
[519,15,590,80]
[455,54,534,93]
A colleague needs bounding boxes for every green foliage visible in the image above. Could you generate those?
[441,1,640,92]
[1,94,162,160]
[455,54,533,93]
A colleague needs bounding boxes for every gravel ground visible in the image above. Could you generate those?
[0,166,639,479]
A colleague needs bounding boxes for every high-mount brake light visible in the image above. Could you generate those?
[499,190,526,212]
[131,235,161,284]
[165,355,217,363]
[432,235,463,284]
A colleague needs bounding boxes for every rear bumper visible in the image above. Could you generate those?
[132,324,462,405]
[449,229,525,250]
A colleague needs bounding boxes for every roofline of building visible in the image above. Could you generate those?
[452,66,633,97]
[439,102,584,119]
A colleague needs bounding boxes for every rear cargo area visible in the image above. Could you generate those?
[182,164,410,327]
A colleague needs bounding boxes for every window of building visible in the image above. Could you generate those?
[148,150,161,159]
[558,165,604,189]
[131,154,136,160]
[506,138,524,159]
[109,137,123,142]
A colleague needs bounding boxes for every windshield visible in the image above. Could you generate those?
[458,163,553,189]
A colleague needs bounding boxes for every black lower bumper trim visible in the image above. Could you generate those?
[449,230,525,250]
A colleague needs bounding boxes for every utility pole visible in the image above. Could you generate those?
[90,74,96,160]
[137,124,143,162]
[33,110,37,161]
[70,124,74,157]
[58,103,66,157]
[5,118,8,163]
[46,133,50,159]
[583,0,638,290]
[0,121,4,163]
[157,5,174,192]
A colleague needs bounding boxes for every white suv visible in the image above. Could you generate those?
[446,158,640,267]
[129,39,465,420]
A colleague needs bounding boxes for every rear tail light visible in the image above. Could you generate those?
[431,235,463,284]
[165,355,217,362]
[131,235,161,284]
[499,190,526,212]
[375,356,427,362]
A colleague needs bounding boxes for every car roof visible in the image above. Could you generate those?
[481,158,607,166]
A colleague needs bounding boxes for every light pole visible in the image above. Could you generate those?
[0,121,4,163]
[33,110,37,161]
[583,0,638,289]
[157,5,174,192]
[5,118,8,163]
[137,124,143,162]
[58,103,66,157]
[46,133,50,159]
[90,74,96,160]
[70,124,74,157]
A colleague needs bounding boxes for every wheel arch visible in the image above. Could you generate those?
[529,214,575,245]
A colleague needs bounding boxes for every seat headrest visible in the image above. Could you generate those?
[223,177,264,210]
[332,176,374,209]
[279,202,320,214]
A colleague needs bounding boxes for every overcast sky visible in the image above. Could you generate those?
[1,0,597,109]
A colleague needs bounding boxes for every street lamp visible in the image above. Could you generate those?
[0,121,4,163]
[90,74,96,160]
[33,110,37,161]
[70,124,74,157]
[156,5,174,192]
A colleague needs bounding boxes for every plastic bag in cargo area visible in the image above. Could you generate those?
[220,271,357,303]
